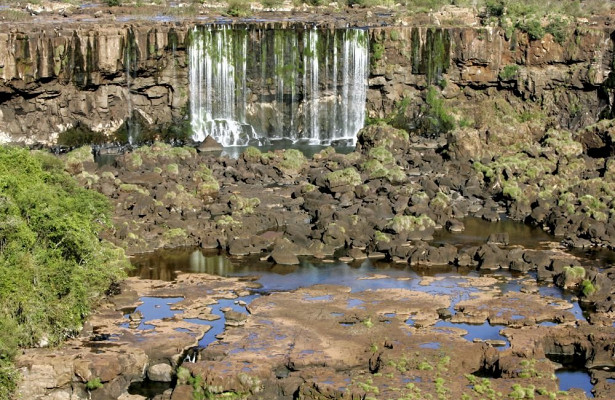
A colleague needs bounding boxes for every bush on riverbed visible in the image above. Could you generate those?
[0,146,128,397]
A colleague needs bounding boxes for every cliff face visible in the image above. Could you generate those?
[0,23,191,145]
[0,20,612,145]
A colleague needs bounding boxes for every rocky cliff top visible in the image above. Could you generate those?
[1,1,614,33]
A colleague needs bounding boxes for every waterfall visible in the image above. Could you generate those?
[188,25,369,146]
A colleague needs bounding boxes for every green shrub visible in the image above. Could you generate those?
[386,214,435,234]
[485,0,506,17]
[163,228,188,243]
[227,0,252,17]
[196,165,219,197]
[64,145,94,174]
[419,86,455,137]
[517,19,545,40]
[229,195,260,214]
[545,18,569,44]
[166,163,179,175]
[176,366,192,385]
[280,149,307,172]
[499,64,519,81]
[0,146,128,397]
[242,146,262,162]
[563,265,586,280]
[368,146,394,164]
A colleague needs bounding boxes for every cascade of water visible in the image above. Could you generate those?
[188,25,369,146]
[189,26,255,146]
[307,28,320,143]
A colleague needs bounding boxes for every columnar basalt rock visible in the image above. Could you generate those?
[0,23,191,145]
[367,25,614,131]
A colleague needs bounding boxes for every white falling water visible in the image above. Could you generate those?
[189,25,369,146]
[189,26,254,146]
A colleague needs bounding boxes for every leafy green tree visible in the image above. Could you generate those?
[0,146,128,398]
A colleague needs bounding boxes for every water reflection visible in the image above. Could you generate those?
[130,249,238,280]
[433,217,554,249]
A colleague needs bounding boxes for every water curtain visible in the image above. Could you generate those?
[189,25,369,146]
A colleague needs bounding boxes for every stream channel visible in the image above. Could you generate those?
[126,217,613,398]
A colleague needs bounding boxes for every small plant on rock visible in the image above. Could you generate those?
[86,377,103,390]
[581,279,596,297]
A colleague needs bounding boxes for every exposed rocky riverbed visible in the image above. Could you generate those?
[14,120,615,399]
[15,249,615,399]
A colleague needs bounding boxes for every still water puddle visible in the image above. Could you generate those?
[548,354,595,398]
[185,295,259,348]
[121,297,183,330]
[556,368,594,397]
[433,321,510,349]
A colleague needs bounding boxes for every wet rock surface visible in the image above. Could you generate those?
[16,242,615,399]
[15,274,256,400]
[173,272,614,400]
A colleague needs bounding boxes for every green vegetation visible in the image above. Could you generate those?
[374,230,391,243]
[374,87,455,138]
[563,265,586,280]
[0,146,128,398]
[229,194,260,215]
[167,163,179,175]
[360,146,406,184]
[3,0,610,22]
[326,167,362,188]
[417,360,433,371]
[0,9,29,22]
[419,86,455,137]
[196,164,220,198]
[510,383,536,399]
[581,279,596,297]
[279,149,307,172]
[499,64,520,81]
[216,215,240,228]
[58,124,107,148]
[227,0,251,17]
[85,377,104,390]
[478,0,611,43]
[63,145,94,174]
[119,183,150,196]
[386,214,436,234]
[371,42,385,62]
[162,228,188,244]
[242,146,262,162]
[518,359,542,379]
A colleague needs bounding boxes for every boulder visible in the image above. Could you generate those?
[198,135,223,152]
[147,363,174,382]
[269,246,300,266]
[356,123,409,155]
[446,127,484,161]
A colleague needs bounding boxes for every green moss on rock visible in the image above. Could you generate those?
[387,215,436,234]
[326,167,362,189]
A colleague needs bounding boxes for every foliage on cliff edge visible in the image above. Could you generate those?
[0,146,128,399]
